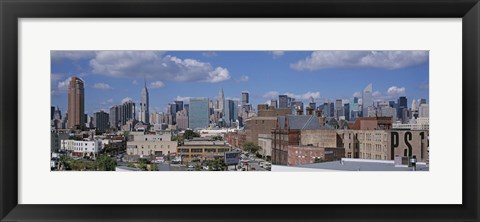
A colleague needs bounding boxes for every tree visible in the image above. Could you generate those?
[95,155,117,171]
[207,158,227,171]
[59,155,73,170]
[184,130,200,140]
[212,135,223,141]
[243,142,261,154]
[314,157,324,163]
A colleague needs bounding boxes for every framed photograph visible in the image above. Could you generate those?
[1,0,479,221]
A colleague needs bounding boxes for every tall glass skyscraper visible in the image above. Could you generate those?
[224,99,239,127]
[278,95,288,108]
[189,98,209,129]
[362,83,373,117]
[241,91,249,106]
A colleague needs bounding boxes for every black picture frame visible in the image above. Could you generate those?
[1,0,479,221]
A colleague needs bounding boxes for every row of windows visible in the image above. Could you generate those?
[139,145,170,149]
[177,148,230,153]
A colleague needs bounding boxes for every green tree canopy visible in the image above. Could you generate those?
[243,142,261,154]
[95,155,117,171]
[184,130,200,140]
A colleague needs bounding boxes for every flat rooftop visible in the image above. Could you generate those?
[273,158,429,171]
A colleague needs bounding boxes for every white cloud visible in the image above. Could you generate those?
[93,83,113,90]
[372,91,382,97]
[121,97,133,104]
[263,91,280,99]
[225,97,240,101]
[89,51,231,83]
[291,51,428,71]
[270,51,285,58]
[353,91,362,97]
[150,81,165,89]
[132,80,138,85]
[387,86,406,95]
[51,51,96,60]
[175,96,192,102]
[57,77,72,91]
[263,91,321,101]
[371,86,407,101]
[236,75,249,82]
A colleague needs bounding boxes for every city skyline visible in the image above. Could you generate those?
[51,51,429,116]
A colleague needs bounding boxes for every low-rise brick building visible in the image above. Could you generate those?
[287,145,345,166]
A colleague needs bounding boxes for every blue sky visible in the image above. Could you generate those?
[51,51,429,116]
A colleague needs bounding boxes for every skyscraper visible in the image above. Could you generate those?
[270,99,278,109]
[279,95,288,108]
[241,91,249,106]
[224,99,239,127]
[175,101,184,112]
[329,102,334,117]
[119,100,135,126]
[218,88,225,114]
[308,96,316,110]
[109,105,120,129]
[51,106,55,120]
[335,99,343,119]
[67,77,85,129]
[139,80,149,124]
[168,103,177,125]
[94,110,110,131]
[189,98,209,129]
[362,83,373,117]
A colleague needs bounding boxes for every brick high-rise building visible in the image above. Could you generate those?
[67,77,85,129]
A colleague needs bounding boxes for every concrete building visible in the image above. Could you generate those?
[362,83,373,117]
[51,130,70,152]
[349,117,393,130]
[392,118,429,130]
[176,109,189,129]
[337,129,429,163]
[300,129,343,147]
[67,77,85,129]
[93,110,109,132]
[287,146,345,166]
[126,132,177,157]
[177,139,231,162]
[61,139,102,158]
[189,98,209,130]
[109,105,120,129]
[257,134,273,160]
[419,104,429,118]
